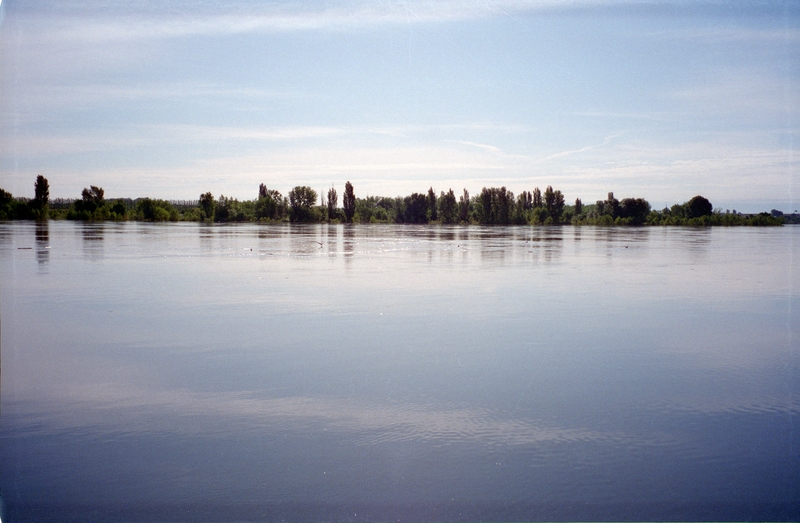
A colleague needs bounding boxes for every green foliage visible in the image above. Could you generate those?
[532,187,542,208]
[438,189,458,224]
[327,187,338,221]
[343,181,356,223]
[517,191,533,211]
[4,176,783,228]
[401,193,429,224]
[427,187,438,221]
[73,185,105,215]
[136,198,178,221]
[618,198,651,225]
[255,186,286,221]
[32,175,50,219]
[543,186,565,223]
[0,188,14,219]
[645,209,782,226]
[530,207,549,225]
[67,185,120,220]
[687,195,713,218]
[111,200,127,217]
[200,192,215,220]
[354,196,394,223]
[458,189,470,223]
[0,189,33,219]
[478,186,515,224]
[181,208,204,221]
[288,186,319,222]
[214,195,255,222]
[595,192,619,218]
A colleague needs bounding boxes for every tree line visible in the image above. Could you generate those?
[0,175,784,226]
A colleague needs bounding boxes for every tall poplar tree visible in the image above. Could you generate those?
[343,181,356,223]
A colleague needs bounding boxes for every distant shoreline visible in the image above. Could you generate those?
[2,178,786,226]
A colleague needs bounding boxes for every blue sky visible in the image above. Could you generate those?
[0,1,798,211]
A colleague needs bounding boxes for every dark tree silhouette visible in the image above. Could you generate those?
[75,185,105,214]
[687,195,713,218]
[478,187,514,225]
[532,187,542,208]
[288,186,318,222]
[619,198,651,224]
[517,190,532,211]
[574,198,583,215]
[327,186,338,221]
[458,189,470,223]
[403,193,428,223]
[343,181,356,223]
[439,189,457,224]
[200,192,214,219]
[82,186,104,205]
[544,186,555,217]
[34,175,49,210]
[427,187,437,221]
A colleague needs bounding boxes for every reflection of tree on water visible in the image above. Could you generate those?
[326,223,339,258]
[81,223,104,260]
[596,226,651,260]
[478,227,512,265]
[35,220,49,265]
[525,226,564,264]
[343,225,355,259]
[199,222,214,251]
[287,223,322,255]
[437,228,456,243]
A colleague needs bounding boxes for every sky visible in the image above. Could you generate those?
[0,0,798,212]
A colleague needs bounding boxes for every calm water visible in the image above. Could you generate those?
[1,221,798,522]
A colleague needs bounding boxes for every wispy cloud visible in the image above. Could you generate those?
[20,0,781,43]
[1,122,533,157]
[640,26,800,44]
[539,133,622,161]
[10,1,648,40]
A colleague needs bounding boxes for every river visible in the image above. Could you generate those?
[1,221,798,521]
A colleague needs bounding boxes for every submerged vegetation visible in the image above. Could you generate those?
[0,176,786,227]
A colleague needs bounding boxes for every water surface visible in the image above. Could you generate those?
[1,222,798,521]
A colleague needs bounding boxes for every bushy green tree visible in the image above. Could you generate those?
[111,199,127,217]
[687,195,713,218]
[478,187,514,225]
[0,188,29,219]
[439,189,457,224]
[288,186,318,222]
[402,193,429,223]
[618,198,651,224]
[256,186,286,221]
[75,186,105,214]
[136,198,178,221]
[543,186,564,223]
[596,192,619,218]
[200,192,215,220]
